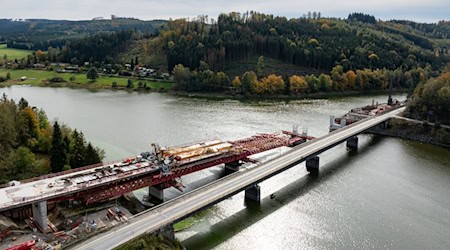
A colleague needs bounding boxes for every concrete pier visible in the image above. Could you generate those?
[306,156,319,175]
[153,223,175,241]
[245,185,261,202]
[148,184,164,205]
[32,201,47,231]
[346,136,359,150]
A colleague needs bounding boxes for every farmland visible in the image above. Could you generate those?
[0,44,32,60]
[0,68,173,90]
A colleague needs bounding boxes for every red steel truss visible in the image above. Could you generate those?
[51,133,312,205]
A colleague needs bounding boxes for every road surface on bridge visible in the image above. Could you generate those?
[73,107,405,250]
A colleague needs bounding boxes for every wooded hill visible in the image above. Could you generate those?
[2,12,449,78]
[0,18,165,50]
[161,12,449,74]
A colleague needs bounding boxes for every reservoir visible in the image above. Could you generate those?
[1,86,449,249]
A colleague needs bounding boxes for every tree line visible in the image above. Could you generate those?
[1,18,162,51]
[172,56,434,95]
[0,95,103,184]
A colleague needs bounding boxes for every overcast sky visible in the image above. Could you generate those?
[3,0,449,23]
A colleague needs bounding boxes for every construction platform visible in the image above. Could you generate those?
[0,131,314,210]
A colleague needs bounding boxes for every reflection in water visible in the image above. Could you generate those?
[2,86,448,249]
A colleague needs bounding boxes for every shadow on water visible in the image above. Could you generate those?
[181,135,384,250]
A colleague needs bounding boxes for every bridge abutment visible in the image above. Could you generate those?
[306,156,319,175]
[245,184,261,202]
[148,184,164,205]
[32,200,48,232]
[346,136,358,150]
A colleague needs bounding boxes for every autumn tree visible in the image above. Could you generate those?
[232,76,241,89]
[261,74,285,94]
[345,70,357,90]
[289,75,308,94]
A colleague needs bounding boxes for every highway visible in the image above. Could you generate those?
[73,107,405,250]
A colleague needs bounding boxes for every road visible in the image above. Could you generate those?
[394,115,450,129]
[73,107,405,250]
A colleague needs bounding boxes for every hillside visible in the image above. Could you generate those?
[159,12,449,75]
[0,18,166,50]
[1,12,449,79]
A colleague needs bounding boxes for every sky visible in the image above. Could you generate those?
[3,0,449,23]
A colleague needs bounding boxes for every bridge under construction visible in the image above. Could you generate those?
[0,130,314,231]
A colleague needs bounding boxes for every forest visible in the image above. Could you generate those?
[0,18,164,50]
[406,66,450,125]
[161,12,449,73]
[0,95,103,184]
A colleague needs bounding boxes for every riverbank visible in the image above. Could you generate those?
[113,234,183,250]
[173,88,409,101]
[0,68,409,101]
[0,68,172,91]
[371,118,450,148]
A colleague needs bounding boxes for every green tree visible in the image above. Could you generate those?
[305,75,319,93]
[5,147,37,180]
[6,72,11,80]
[50,121,65,173]
[127,79,134,89]
[85,142,101,166]
[86,67,98,82]
[257,56,265,78]
[172,64,191,90]
[215,72,230,87]
[70,130,86,169]
[18,98,29,110]
[319,73,332,91]
[241,71,258,95]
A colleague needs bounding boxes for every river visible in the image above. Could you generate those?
[1,86,449,249]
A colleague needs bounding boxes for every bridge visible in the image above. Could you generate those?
[0,129,312,232]
[73,106,405,250]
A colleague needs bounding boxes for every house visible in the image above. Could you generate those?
[33,63,46,69]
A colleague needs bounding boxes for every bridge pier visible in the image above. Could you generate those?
[32,201,48,232]
[306,156,319,175]
[346,136,358,150]
[245,184,261,202]
[224,161,241,174]
[148,184,164,205]
[153,223,175,241]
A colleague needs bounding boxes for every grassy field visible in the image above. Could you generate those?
[0,68,173,90]
[0,44,32,60]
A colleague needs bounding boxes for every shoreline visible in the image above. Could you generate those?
[371,118,450,148]
[1,81,409,101]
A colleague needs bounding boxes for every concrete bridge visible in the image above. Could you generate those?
[73,106,405,250]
